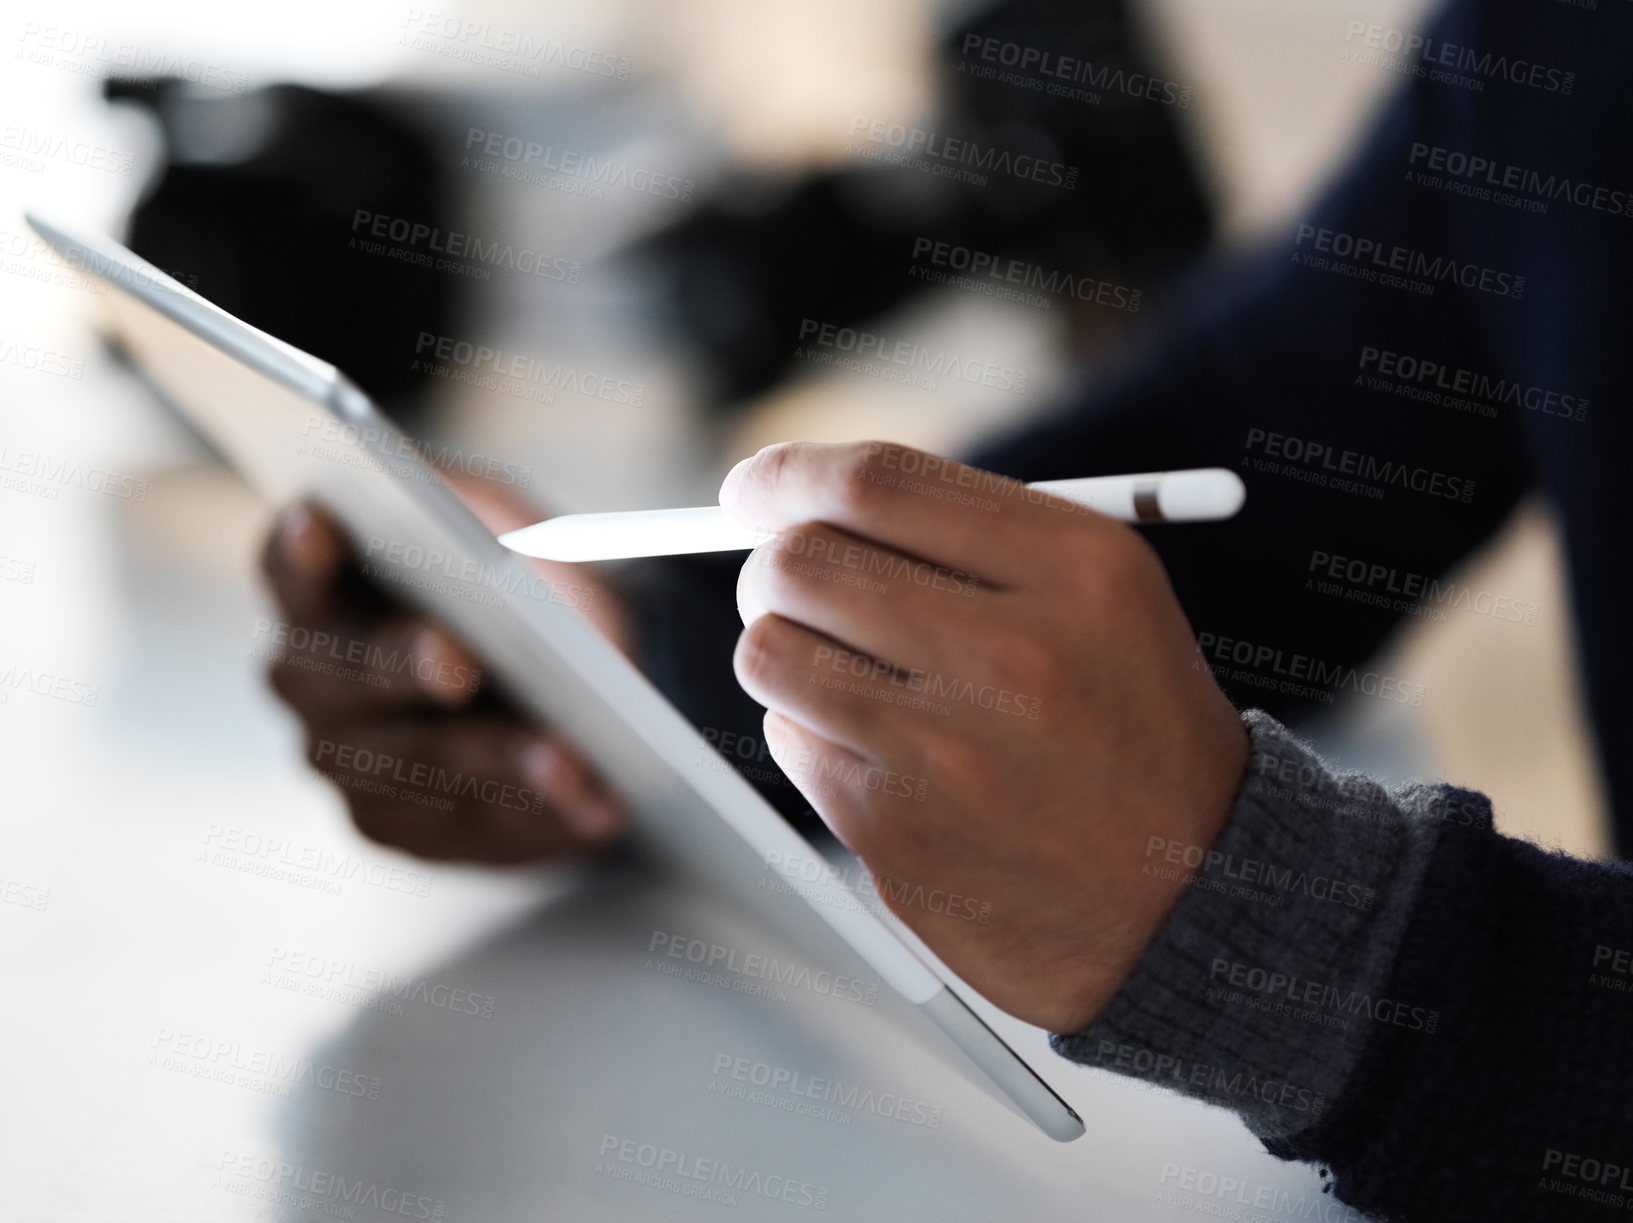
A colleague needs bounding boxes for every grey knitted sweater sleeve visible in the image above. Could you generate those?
[1050,710,1453,1141]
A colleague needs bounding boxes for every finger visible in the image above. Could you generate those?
[760,710,872,850]
[520,736,625,842]
[763,716,1000,971]
[307,717,624,862]
[260,502,409,630]
[736,521,990,675]
[733,614,924,762]
[761,711,934,864]
[718,441,1111,587]
[268,620,485,719]
[333,714,622,841]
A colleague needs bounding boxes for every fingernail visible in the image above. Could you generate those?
[278,504,313,556]
[521,741,567,794]
[279,504,337,575]
[561,796,622,840]
[522,742,620,839]
[413,628,472,705]
[718,457,752,510]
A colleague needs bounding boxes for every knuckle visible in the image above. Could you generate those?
[833,445,890,517]
[266,658,302,706]
[987,628,1054,694]
[347,801,399,849]
[739,540,787,616]
[1082,526,1161,595]
[744,442,795,509]
[764,523,834,595]
[914,729,974,794]
[733,615,789,690]
[760,441,794,486]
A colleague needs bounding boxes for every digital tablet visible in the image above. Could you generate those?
[26,210,1086,1143]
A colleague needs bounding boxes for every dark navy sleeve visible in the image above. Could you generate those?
[1270,796,1633,1220]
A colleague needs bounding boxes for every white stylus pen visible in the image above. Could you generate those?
[498,467,1246,562]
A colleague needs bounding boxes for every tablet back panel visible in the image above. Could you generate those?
[26,212,1084,1143]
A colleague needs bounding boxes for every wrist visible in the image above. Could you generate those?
[1050,710,1449,1139]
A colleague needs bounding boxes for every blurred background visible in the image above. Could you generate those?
[0,0,1608,1217]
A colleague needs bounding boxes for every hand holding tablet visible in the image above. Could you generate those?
[28,212,1099,1142]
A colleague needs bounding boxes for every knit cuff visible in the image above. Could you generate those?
[1050,710,1448,1140]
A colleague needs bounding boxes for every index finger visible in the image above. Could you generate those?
[717,441,1109,587]
[260,502,351,626]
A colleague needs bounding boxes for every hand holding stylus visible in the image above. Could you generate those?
[499,465,1245,561]
[723,441,1250,1033]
